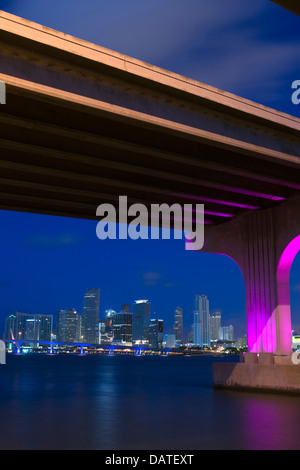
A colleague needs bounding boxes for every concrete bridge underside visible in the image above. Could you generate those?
[1,11,300,391]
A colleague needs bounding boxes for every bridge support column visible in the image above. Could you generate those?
[193,195,300,392]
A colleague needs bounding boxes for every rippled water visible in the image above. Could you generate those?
[1,354,300,450]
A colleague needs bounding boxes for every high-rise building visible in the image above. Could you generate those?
[210,312,222,341]
[132,300,150,344]
[104,309,115,338]
[219,325,234,341]
[3,314,16,340]
[193,295,211,347]
[112,312,132,345]
[57,309,81,343]
[149,318,164,349]
[15,312,35,341]
[121,304,130,313]
[81,288,100,343]
[173,306,183,343]
[35,314,53,342]
[188,325,193,344]
[15,312,53,342]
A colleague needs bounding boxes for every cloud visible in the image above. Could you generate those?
[25,233,80,248]
[142,271,161,286]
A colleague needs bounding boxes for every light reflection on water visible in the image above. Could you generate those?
[0,354,300,450]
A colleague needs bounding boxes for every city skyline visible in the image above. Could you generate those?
[0,0,299,339]
[2,284,241,344]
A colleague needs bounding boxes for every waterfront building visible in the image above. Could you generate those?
[163,333,176,349]
[219,325,234,341]
[112,312,132,345]
[132,300,150,344]
[3,314,16,340]
[173,306,183,344]
[149,318,164,349]
[104,309,115,339]
[56,309,81,343]
[81,288,100,343]
[14,312,53,342]
[193,294,211,347]
[210,312,222,341]
[237,336,248,349]
[35,314,53,341]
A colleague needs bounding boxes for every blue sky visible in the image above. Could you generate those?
[0,0,299,339]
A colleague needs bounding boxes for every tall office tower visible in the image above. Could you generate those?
[57,309,81,343]
[173,306,183,343]
[15,312,36,341]
[35,314,53,342]
[10,312,52,343]
[188,325,194,344]
[132,300,150,344]
[81,288,100,343]
[193,308,201,346]
[3,314,16,340]
[112,312,132,345]
[149,318,164,349]
[121,304,130,312]
[193,294,211,347]
[210,312,222,341]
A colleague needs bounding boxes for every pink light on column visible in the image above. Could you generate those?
[276,235,300,355]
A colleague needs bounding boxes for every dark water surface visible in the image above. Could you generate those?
[1,354,300,450]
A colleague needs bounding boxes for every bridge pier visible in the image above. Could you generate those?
[15,341,21,354]
[191,195,300,392]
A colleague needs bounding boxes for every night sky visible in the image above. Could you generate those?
[0,0,299,339]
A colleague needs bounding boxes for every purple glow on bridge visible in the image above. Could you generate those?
[184,207,235,218]
[276,235,300,355]
[171,193,259,210]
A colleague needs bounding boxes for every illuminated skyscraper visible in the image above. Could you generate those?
[173,306,183,343]
[15,312,53,342]
[193,294,211,347]
[3,314,16,340]
[35,314,53,342]
[132,300,150,344]
[81,288,100,343]
[219,325,234,341]
[149,318,164,349]
[112,312,132,344]
[210,312,222,341]
[57,309,81,343]
[104,309,115,338]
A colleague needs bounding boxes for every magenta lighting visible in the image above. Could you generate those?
[276,235,300,355]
